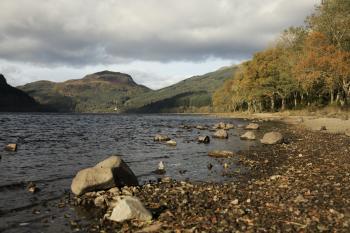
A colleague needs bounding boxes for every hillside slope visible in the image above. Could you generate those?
[19,71,151,112]
[126,65,237,113]
[0,74,43,112]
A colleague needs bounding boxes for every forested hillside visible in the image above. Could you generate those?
[126,65,237,113]
[213,0,350,112]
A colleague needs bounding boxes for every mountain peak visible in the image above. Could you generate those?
[83,70,136,85]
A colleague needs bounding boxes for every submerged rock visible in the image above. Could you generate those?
[208,150,234,158]
[166,140,177,146]
[196,125,207,130]
[214,122,234,130]
[260,132,284,145]
[27,182,39,193]
[108,196,152,222]
[154,161,166,174]
[213,129,228,139]
[71,155,139,196]
[198,136,210,144]
[224,123,235,130]
[154,134,170,142]
[5,143,17,152]
[245,123,260,130]
[240,131,256,140]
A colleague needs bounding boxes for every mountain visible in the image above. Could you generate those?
[0,74,43,112]
[18,71,151,112]
[18,66,237,113]
[125,65,237,113]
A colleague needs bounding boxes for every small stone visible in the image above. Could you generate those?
[240,131,256,140]
[208,150,234,158]
[294,194,308,203]
[245,123,259,130]
[345,129,350,137]
[319,126,327,131]
[196,125,206,130]
[198,136,210,144]
[166,140,177,146]
[154,134,170,142]
[213,129,228,139]
[231,199,239,205]
[108,187,120,195]
[5,144,17,152]
[27,182,39,193]
[94,196,105,207]
[161,177,172,183]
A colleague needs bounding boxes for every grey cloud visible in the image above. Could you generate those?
[0,0,318,66]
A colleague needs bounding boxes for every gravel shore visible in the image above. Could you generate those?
[66,121,350,232]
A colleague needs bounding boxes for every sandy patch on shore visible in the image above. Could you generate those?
[213,112,350,134]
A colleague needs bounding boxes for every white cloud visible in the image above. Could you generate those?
[0,0,319,87]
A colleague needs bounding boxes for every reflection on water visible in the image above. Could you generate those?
[0,113,257,232]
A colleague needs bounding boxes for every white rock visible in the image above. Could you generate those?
[260,132,284,145]
[158,161,165,170]
[240,131,256,140]
[109,196,152,222]
[94,195,106,207]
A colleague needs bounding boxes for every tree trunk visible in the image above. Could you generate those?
[270,96,275,112]
[330,90,334,104]
[336,91,341,104]
[281,97,286,111]
[306,92,310,106]
[294,92,298,108]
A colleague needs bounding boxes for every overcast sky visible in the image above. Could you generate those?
[0,0,318,89]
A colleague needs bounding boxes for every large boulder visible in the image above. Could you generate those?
[245,123,259,130]
[213,129,228,139]
[240,131,256,140]
[71,156,139,196]
[260,132,284,145]
[109,196,152,222]
[208,150,234,158]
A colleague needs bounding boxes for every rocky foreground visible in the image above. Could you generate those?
[66,122,350,232]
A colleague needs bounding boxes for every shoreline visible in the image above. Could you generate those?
[66,120,350,232]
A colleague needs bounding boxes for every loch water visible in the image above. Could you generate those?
[0,113,258,232]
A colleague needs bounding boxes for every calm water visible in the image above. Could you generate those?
[0,113,257,232]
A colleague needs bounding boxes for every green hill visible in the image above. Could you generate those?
[18,66,236,113]
[18,71,151,112]
[0,74,44,112]
[125,65,237,113]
